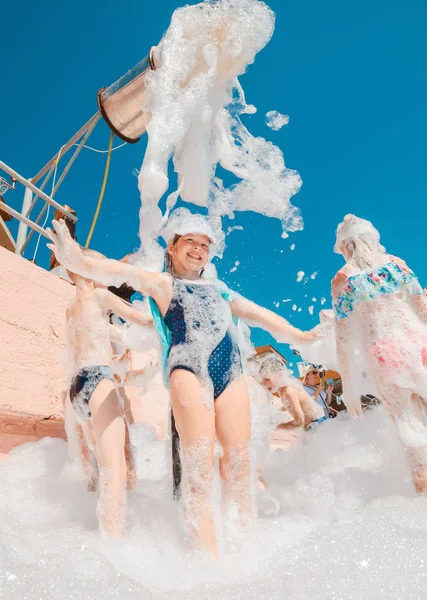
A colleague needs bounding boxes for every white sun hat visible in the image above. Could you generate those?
[160,207,224,256]
[334,214,385,254]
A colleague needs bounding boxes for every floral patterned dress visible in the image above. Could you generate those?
[332,256,427,409]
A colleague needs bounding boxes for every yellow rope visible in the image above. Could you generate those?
[85,130,115,248]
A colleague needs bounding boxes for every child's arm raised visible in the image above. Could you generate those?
[47,219,170,299]
[230,296,316,345]
[102,291,154,328]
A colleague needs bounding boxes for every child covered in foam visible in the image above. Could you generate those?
[257,356,326,428]
[330,214,427,493]
[65,248,152,537]
[47,209,316,557]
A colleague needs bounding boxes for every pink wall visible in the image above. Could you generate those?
[0,247,74,419]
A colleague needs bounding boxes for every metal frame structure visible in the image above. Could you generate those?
[0,113,101,257]
[0,46,157,260]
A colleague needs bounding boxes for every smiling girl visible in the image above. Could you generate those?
[47,209,315,557]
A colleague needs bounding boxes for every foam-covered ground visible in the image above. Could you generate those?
[1,407,427,599]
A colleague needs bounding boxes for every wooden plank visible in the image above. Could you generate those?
[0,215,15,252]
[0,411,66,439]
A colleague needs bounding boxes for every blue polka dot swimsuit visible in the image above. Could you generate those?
[163,278,242,401]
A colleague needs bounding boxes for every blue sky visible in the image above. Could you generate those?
[2,0,427,368]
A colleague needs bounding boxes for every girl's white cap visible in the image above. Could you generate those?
[334,214,384,254]
[160,208,221,252]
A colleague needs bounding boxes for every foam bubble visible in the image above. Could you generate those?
[230,260,240,273]
[265,110,290,131]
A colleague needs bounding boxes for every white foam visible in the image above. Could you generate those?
[2,408,427,598]
[265,110,290,131]
[138,0,303,255]
[296,271,304,283]
[230,260,240,273]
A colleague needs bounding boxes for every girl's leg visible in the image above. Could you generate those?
[380,385,427,494]
[124,419,136,491]
[78,423,98,492]
[215,376,253,528]
[88,380,127,537]
[170,369,217,557]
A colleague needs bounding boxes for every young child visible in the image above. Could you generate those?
[331,214,427,493]
[258,356,326,428]
[66,248,150,537]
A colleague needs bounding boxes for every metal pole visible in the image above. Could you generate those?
[21,116,99,253]
[23,164,56,220]
[31,113,100,185]
[0,201,51,241]
[0,161,77,222]
[25,114,100,217]
[15,186,33,255]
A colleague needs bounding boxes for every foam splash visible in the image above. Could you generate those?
[2,409,427,598]
[265,110,289,131]
[138,0,303,254]
[296,271,304,283]
[230,260,240,273]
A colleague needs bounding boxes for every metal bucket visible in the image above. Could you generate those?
[98,47,158,144]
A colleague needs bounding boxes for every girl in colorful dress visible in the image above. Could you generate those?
[47,209,315,556]
[331,214,427,493]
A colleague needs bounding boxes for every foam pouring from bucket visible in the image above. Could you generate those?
[137,0,303,250]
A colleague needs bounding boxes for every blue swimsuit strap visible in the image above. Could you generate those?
[149,280,240,387]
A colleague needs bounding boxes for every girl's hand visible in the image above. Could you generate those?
[295,330,318,344]
[46,219,84,272]
[295,322,330,345]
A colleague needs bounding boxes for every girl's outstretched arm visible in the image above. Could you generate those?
[47,219,170,300]
[230,296,317,345]
[102,291,154,328]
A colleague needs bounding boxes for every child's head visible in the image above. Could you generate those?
[67,247,106,285]
[166,233,211,276]
[258,356,287,393]
[161,208,218,278]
